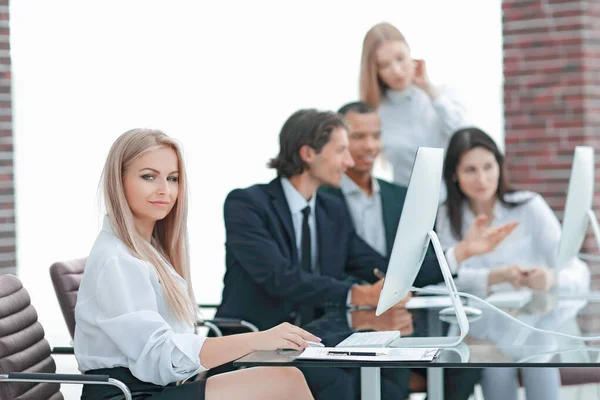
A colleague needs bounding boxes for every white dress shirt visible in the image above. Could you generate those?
[74,216,206,386]
[280,178,360,308]
[340,174,387,257]
[379,85,468,188]
[280,177,318,270]
[436,191,590,293]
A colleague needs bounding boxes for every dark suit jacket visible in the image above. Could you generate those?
[320,178,445,287]
[216,178,389,330]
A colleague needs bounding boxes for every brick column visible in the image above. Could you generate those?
[0,1,15,275]
[503,0,600,287]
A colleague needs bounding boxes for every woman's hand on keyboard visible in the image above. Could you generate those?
[251,322,321,351]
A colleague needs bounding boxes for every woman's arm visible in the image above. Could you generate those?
[436,205,521,290]
[94,257,321,379]
[199,322,319,369]
[93,257,207,385]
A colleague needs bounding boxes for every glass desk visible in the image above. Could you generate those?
[234,291,600,400]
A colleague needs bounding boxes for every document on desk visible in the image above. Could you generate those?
[295,347,441,362]
[405,295,454,309]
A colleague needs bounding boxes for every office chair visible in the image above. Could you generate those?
[0,274,132,400]
[49,258,258,341]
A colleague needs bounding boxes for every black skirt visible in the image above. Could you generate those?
[81,367,206,400]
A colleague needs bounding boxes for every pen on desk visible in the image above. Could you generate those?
[373,268,386,280]
[327,351,386,356]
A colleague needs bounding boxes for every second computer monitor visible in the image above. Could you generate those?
[556,146,594,270]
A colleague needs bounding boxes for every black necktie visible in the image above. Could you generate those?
[297,205,315,326]
[301,206,312,273]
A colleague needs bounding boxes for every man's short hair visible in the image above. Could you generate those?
[268,109,349,178]
[337,101,377,116]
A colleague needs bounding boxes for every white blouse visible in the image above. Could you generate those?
[74,216,207,386]
[379,85,468,188]
[436,191,590,294]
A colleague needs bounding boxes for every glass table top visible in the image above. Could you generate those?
[235,290,600,368]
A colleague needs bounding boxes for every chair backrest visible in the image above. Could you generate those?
[0,274,63,400]
[49,258,86,340]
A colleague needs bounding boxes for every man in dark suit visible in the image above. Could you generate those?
[216,109,431,399]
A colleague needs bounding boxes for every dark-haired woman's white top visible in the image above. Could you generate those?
[436,191,590,293]
[74,216,207,386]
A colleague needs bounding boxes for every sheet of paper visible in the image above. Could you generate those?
[294,347,440,362]
[405,295,454,309]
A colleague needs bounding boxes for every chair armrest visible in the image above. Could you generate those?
[51,346,75,355]
[0,372,132,400]
[208,318,259,332]
[198,303,220,309]
[196,317,259,336]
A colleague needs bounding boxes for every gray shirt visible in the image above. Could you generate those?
[379,85,468,188]
[340,174,387,257]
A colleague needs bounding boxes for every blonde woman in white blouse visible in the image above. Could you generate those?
[74,129,316,400]
[436,127,590,400]
[359,22,469,188]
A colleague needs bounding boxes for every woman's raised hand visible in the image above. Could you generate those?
[455,215,519,263]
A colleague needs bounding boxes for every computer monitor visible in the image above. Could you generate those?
[376,147,470,348]
[556,146,598,269]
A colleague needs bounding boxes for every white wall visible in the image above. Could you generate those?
[10,0,503,346]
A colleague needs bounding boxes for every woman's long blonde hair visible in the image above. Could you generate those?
[359,22,408,108]
[102,128,197,325]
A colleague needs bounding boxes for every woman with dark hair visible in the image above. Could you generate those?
[436,127,589,400]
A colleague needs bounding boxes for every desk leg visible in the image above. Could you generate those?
[361,367,381,400]
[426,307,445,400]
[428,368,444,400]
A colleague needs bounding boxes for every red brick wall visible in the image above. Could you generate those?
[503,0,600,288]
[0,0,15,275]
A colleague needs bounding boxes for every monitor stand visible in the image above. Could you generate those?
[390,230,469,348]
[587,210,600,252]
[578,210,600,263]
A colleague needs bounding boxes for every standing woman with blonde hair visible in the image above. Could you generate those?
[74,129,316,400]
[360,22,468,188]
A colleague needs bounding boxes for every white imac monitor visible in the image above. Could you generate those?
[556,146,599,269]
[376,147,469,348]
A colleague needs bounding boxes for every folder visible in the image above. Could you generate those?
[294,347,441,362]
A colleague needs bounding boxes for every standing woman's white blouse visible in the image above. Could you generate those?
[74,216,207,386]
[436,191,590,293]
[379,85,468,187]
